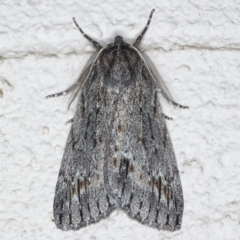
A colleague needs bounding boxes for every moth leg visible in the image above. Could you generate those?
[65,119,73,125]
[168,100,189,109]
[155,88,189,110]
[73,18,102,50]
[45,83,79,99]
[150,75,188,110]
[46,64,92,100]
[162,113,173,120]
[67,84,82,110]
[133,9,155,47]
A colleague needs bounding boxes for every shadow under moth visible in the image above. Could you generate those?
[47,9,188,231]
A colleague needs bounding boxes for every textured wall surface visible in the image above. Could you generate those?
[1,1,240,239]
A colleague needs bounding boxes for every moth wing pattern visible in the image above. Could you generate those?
[52,9,184,232]
[100,46,183,231]
[53,59,120,230]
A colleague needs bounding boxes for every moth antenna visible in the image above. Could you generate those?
[133,9,155,47]
[72,17,103,50]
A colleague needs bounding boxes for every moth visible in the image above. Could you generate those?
[47,9,188,231]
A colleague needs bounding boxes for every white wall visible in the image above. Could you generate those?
[1,1,240,239]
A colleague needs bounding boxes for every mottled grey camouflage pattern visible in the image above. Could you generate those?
[50,10,186,232]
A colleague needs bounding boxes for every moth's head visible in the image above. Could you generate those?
[114,36,124,46]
